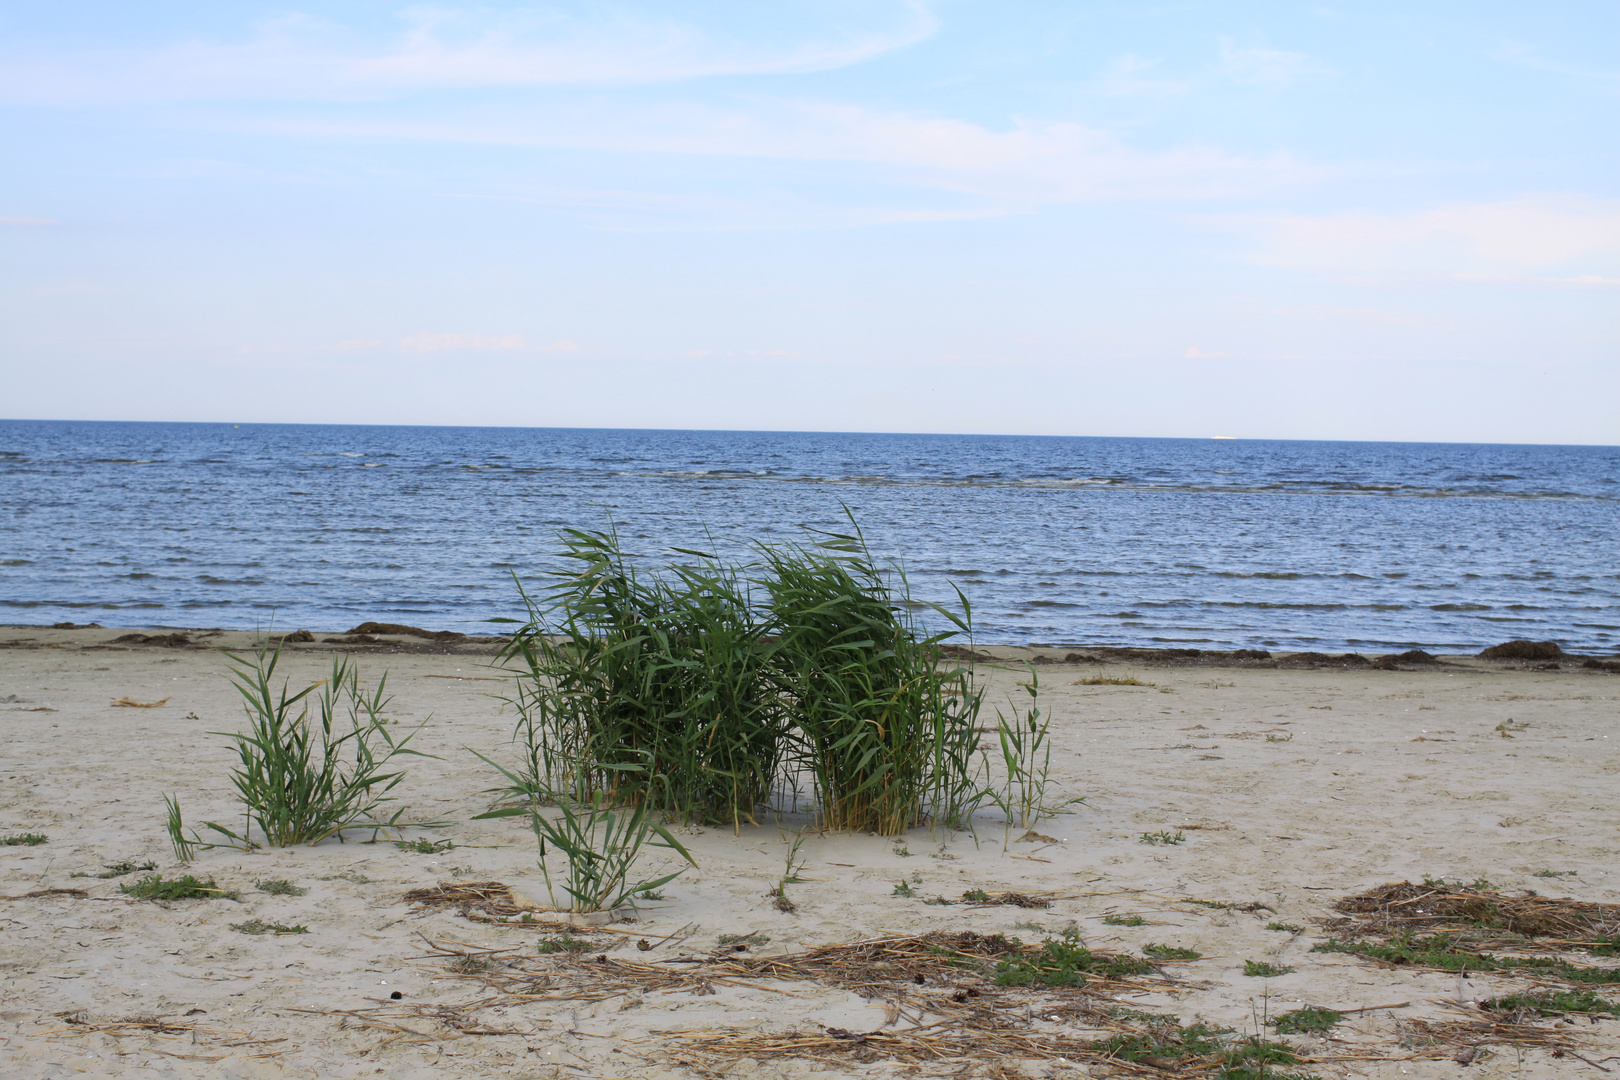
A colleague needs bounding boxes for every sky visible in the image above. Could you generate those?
[1,1,1616,443]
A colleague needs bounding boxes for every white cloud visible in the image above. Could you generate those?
[278,99,1312,208]
[1097,54,1189,98]
[399,332,528,352]
[397,333,581,352]
[1218,37,1328,87]
[1230,196,1620,279]
[1490,39,1620,94]
[0,3,938,103]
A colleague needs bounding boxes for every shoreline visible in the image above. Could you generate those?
[3,621,1615,673]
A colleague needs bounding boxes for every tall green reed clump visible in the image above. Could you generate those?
[761,527,984,835]
[495,527,788,827]
[493,517,986,835]
[166,645,431,858]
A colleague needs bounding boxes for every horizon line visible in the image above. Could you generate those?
[2,417,1616,451]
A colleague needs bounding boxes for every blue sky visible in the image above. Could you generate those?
[2,1,1616,442]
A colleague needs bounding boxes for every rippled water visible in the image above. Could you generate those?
[2,420,1616,652]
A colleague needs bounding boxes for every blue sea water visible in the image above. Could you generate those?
[2,420,1616,653]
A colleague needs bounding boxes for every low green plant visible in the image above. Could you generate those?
[230,918,307,935]
[318,871,372,883]
[536,934,595,954]
[1266,921,1304,933]
[1074,675,1151,686]
[1143,943,1202,961]
[121,874,237,901]
[1096,1018,1317,1080]
[635,888,666,901]
[1481,989,1619,1016]
[1533,869,1578,878]
[1270,1006,1341,1034]
[1104,913,1146,926]
[165,646,434,858]
[961,888,990,902]
[1223,1038,1305,1069]
[893,843,912,857]
[1142,830,1185,846]
[1,833,47,846]
[1593,935,1620,958]
[395,838,454,854]
[478,765,695,914]
[1312,931,1620,982]
[255,877,308,896]
[1110,1008,1163,1023]
[996,930,1153,987]
[1095,1019,1231,1065]
[893,879,917,898]
[1243,959,1294,977]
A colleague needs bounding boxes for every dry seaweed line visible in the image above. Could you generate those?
[41,1013,288,1059]
[1326,881,1620,949]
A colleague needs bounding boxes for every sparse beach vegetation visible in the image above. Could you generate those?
[120,874,238,901]
[995,930,1154,987]
[163,645,434,858]
[1270,1006,1341,1034]
[230,918,307,935]
[1074,674,1152,686]
[1312,933,1620,982]
[1143,943,1202,961]
[535,933,595,954]
[985,670,1063,833]
[395,838,454,854]
[2,832,48,846]
[1481,989,1620,1016]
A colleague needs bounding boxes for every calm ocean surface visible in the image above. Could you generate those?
[2,420,1616,653]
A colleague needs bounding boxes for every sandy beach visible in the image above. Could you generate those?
[2,625,1616,1079]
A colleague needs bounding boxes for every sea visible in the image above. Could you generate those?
[2,420,1616,654]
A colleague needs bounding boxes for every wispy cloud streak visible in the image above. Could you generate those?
[0,2,939,103]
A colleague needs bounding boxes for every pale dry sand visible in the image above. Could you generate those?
[2,626,1617,1079]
